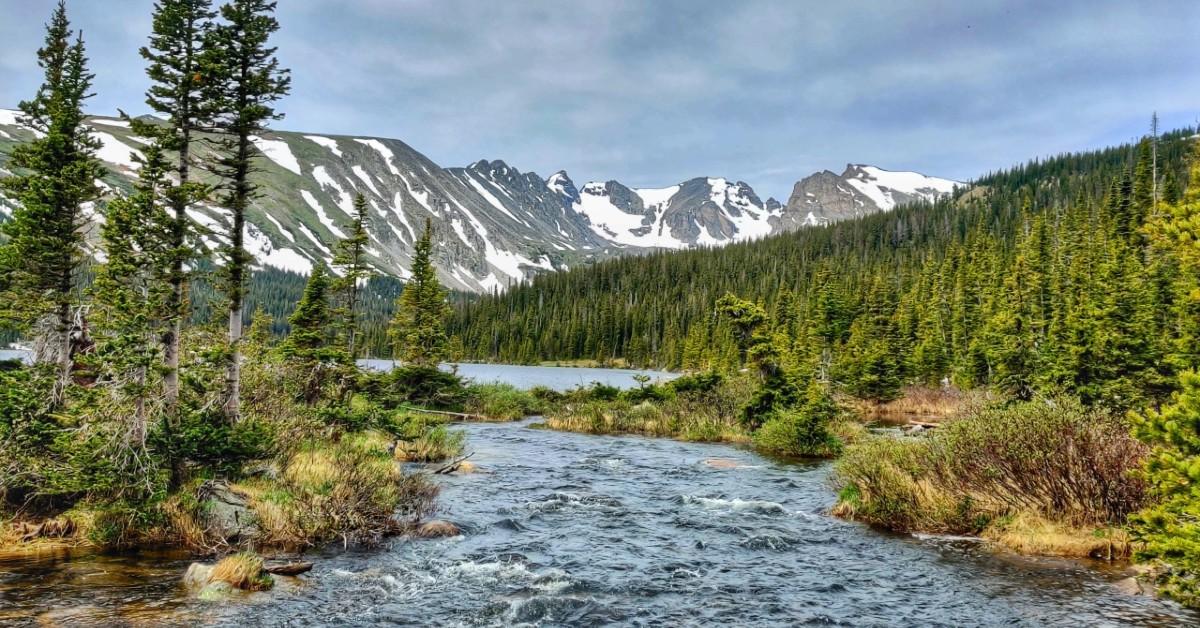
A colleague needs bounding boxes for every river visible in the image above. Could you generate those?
[0,368,1197,626]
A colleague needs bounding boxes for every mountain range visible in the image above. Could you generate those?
[0,109,962,292]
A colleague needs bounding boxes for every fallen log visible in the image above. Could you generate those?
[434,452,475,475]
[396,405,486,422]
[263,561,314,576]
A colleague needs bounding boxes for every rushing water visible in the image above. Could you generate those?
[0,364,1197,626]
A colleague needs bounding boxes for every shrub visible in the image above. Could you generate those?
[833,397,1148,538]
[753,381,843,458]
[464,383,543,420]
[929,398,1147,526]
[363,365,467,410]
[158,410,273,473]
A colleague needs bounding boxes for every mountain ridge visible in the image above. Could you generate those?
[0,108,963,291]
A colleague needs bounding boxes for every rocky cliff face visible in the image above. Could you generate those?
[783,164,960,226]
[0,110,962,291]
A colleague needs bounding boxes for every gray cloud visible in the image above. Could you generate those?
[1,0,1197,198]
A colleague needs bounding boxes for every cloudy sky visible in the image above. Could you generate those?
[1,0,1197,199]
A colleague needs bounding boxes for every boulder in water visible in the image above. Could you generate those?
[182,562,214,590]
[414,520,461,538]
[703,458,742,469]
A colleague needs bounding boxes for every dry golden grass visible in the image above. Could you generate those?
[211,552,273,591]
[284,449,340,492]
[160,496,210,553]
[848,386,992,423]
[983,512,1132,560]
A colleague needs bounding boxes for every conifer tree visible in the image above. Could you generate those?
[134,0,217,409]
[0,2,102,407]
[281,265,333,404]
[332,194,373,358]
[1130,371,1200,607]
[389,218,451,367]
[93,144,173,446]
[204,0,291,420]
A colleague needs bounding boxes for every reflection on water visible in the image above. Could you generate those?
[2,418,1196,626]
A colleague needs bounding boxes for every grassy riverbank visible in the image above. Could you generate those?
[831,398,1147,559]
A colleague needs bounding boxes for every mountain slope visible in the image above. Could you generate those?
[0,109,961,292]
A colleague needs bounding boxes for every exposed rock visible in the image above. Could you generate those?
[414,520,461,538]
[1113,576,1146,596]
[195,480,259,543]
[454,461,478,474]
[182,562,215,589]
[703,458,742,469]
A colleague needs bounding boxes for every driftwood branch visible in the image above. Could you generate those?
[397,405,486,422]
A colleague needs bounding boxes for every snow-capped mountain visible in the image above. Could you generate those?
[563,176,783,249]
[0,109,964,292]
[781,164,960,227]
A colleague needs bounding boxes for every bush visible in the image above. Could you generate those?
[464,383,543,420]
[753,383,843,458]
[929,398,1147,525]
[669,371,723,394]
[833,397,1148,537]
[365,365,467,410]
[158,410,273,473]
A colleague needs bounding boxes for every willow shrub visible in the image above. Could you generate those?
[833,398,1147,533]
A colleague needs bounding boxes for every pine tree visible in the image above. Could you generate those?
[0,2,102,407]
[281,266,333,404]
[1130,371,1200,607]
[332,194,373,359]
[204,0,291,420]
[389,218,451,367]
[92,143,173,447]
[134,0,217,409]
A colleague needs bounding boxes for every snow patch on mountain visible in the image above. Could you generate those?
[634,185,679,209]
[354,138,401,176]
[304,135,342,158]
[92,131,143,171]
[301,190,346,238]
[843,165,958,211]
[91,118,130,128]
[351,165,382,197]
[251,136,301,175]
[312,166,355,214]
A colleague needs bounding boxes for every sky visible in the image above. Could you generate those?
[1,0,1198,200]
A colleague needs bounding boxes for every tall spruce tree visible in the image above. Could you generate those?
[332,194,373,358]
[93,144,173,448]
[134,0,217,409]
[204,0,290,421]
[388,218,451,367]
[281,265,333,405]
[0,2,102,407]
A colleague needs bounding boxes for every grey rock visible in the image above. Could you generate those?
[195,480,259,543]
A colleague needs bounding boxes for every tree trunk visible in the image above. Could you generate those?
[164,121,192,411]
[51,301,72,409]
[224,306,242,421]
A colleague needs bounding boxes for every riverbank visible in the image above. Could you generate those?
[2,418,1193,626]
[831,397,1147,560]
